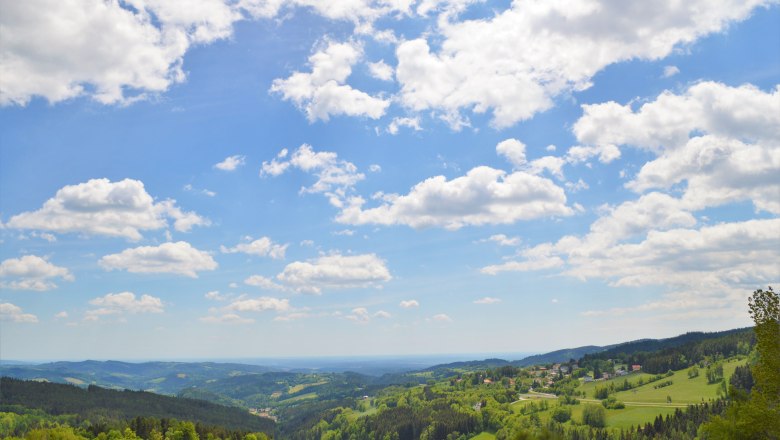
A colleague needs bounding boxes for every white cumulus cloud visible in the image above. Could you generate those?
[276,253,391,294]
[85,291,164,321]
[0,0,240,106]
[5,178,208,240]
[0,303,38,323]
[337,165,572,230]
[270,40,389,121]
[99,241,218,278]
[261,144,365,207]
[221,236,288,259]
[395,0,771,128]
[244,275,285,290]
[0,255,73,291]
[399,299,419,308]
[214,155,246,171]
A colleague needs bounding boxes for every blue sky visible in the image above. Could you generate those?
[1,0,778,360]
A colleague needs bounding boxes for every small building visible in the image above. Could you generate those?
[631,364,642,372]
[483,378,492,384]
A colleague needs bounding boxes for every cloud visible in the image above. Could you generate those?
[0,303,38,323]
[276,253,391,294]
[199,313,255,324]
[214,155,246,171]
[481,83,780,319]
[399,299,419,308]
[261,144,365,206]
[85,291,164,321]
[473,297,501,304]
[480,255,564,275]
[496,139,527,168]
[270,40,389,121]
[0,255,73,291]
[395,0,770,128]
[240,0,412,25]
[1,0,240,106]
[205,290,229,301]
[573,82,779,153]
[368,60,394,81]
[574,82,780,214]
[221,236,288,259]
[344,307,391,323]
[387,117,422,134]
[183,184,216,197]
[345,307,371,323]
[202,295,289,323]
[223,296,290,312]
[244,275,285,290]
[337,165,572,230]
[99,241,218,278]
[55,311,69,319]
[662,65,680,78]
[5,178,208,240]
[430,313,452,322]
[478,234,520,247]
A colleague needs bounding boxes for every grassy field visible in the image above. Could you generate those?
[606,406,678,429]
[612,357,745,405]
[279,392,318,403]
[288,380,327,394]
[507,357,747,430]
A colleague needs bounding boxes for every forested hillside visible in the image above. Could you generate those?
[580,327,754,373]
[0,378,275,434]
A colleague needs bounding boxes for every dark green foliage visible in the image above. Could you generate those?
[551,406,571,423]
[652,380,673,389]
[581,327,754,374]
[593,386,609,399]
[581,404,606,428]
[705,363,724,384]
[729,364,753,394]
[701,287,780,439]
[600,396,625,410]
[0,378,274,435]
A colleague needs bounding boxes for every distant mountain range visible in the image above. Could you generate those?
[1,327,751,396]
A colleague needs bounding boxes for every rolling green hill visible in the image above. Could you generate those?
[0,377,275,434]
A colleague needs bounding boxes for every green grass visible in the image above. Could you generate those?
[288,380,327,394]
[279,392,318,403]
[578,372,654,396]
[612,358,745,404]
[509,357,747,431]
[606,406,678,429]
[469,432,496,440]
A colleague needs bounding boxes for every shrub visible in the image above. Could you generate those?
[582,404,607,428]
[551,406,572,423]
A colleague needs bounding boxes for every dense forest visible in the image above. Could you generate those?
[0,378,274,435]
[580,328,755,374]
